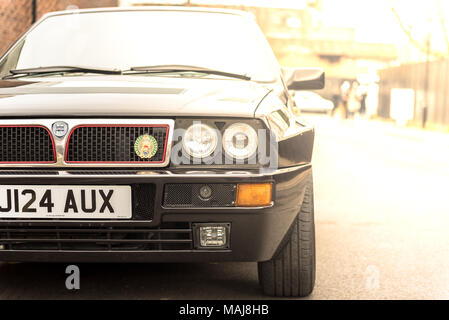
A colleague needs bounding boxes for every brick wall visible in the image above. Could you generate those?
[0,0,118,56]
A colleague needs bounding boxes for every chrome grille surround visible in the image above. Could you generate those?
[0,119,174,167]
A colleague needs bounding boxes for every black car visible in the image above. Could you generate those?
[0,7,324,297]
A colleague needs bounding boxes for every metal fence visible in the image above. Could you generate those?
[378,59,449,127]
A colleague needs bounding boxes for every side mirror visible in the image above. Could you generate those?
[283,67,325,91]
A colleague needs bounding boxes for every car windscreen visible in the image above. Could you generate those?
[9,10,279,82]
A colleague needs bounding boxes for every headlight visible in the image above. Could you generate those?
[223,123,258,160]
[183,123,218,158]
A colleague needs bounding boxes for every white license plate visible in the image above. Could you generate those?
[0,185,132,219]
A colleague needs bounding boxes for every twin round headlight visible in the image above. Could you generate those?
[182,123,258,160]
[222,123,258,160]
[182,123,218,158]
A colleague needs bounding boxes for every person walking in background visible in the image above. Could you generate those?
[331,93,341,116]
[355,83,369,119]
[347,81,361,118]
[339,80,351,119]
[359,91,367,116]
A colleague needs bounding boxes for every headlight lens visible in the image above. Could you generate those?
[183,123,218,158]
[223,123,258,160]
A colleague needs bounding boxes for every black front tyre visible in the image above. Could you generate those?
[258,180,316,297]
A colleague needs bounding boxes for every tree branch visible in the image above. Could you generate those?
[436,0,449,55]
[390,0,446,59]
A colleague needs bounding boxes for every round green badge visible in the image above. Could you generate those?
[134,134,158,159]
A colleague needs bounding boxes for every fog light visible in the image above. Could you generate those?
[194,223,230,249]
[236,183,272,207]
[200,226,226,247]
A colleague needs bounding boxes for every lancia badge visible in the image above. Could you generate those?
[134,134,158,159]
[52,121,69,138]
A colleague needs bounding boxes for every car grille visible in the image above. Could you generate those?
[65,125,169,163]
[164,184,237,207]
[0,126,55,163]
[0,222,192,251]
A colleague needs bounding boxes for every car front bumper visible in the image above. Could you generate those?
[0,164,312,263]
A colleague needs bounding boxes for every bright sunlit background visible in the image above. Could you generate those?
[114,0,449,128]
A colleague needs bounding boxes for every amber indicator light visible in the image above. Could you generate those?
[236,183,273,207]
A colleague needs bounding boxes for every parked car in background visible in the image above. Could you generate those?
[293,91,334,114]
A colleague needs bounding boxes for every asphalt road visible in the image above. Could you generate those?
[0,115,448,299]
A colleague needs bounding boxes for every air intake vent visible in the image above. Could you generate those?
[0,126,56,163]
[0,222,192,251]
[163,184,237,207]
